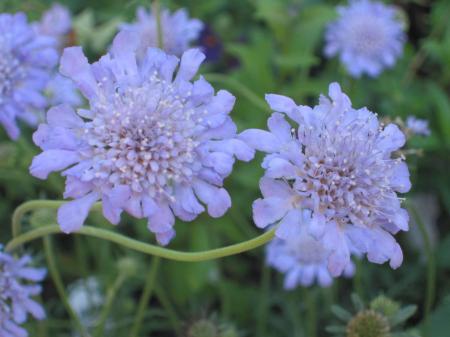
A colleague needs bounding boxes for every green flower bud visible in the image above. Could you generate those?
[187,319,219,337]
[370,295,400,318]
[346,310,390,337]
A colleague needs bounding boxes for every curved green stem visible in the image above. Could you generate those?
[12,200,102,239]
[43,237,89,337]
[129,256,161,337]
[6,224,275,262]
[203,73,271,114]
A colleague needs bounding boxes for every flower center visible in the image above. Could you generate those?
[81,75,201,199]
[287,233,328,264]
[348,17,386,55]
[296,114,399,228]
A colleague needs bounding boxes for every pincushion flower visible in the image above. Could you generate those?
[324,0,406,78]
[266,206,354,289]
[0,12,57,139]
[240,83,411,276]
[30,31,254,245]
[121,7,203,59]
[0,250,46,337]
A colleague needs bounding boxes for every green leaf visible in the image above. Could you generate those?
[331,305,353,322]
[390,305,417,327]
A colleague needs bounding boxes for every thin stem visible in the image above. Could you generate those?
[304,289,317,337]
[256,264,271,337]
[93,272,128,337]
[43,237,89,337]
[155,284,182,336]
[6,225,276,262]
[408,204,435,334]
[203,73,271,114]
[129,256,161,337]
[154,0,164,49]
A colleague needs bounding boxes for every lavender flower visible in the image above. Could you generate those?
[35,3,72,44]
[240,83,411,276]
[0,13,57,139]
[266,206,354,289]
[121,7,203,59]
[324,0,406,78]
[406,116,430,136]
[0,250,46,337]
[30,31,254,245]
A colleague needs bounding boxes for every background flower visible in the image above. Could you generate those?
[30,31,254,245]
[406,116,431,136]
[266,207,355,289]
[0,12,57,139]
[0,250,46,337]
[324,0,406,77]
[121,7,203,59]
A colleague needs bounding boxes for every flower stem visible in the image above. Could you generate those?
[43,236,89,337]
[129,256,161,337]
[93,272,128,337]
[154,0,164,49]
[155,284,182,335]
[6,224,276,262]
[408,204,436,334]
[12,200,101,239]
[256,263,271,337]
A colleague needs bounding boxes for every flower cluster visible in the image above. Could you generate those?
[0,250,46,337]
[324,0,406,78]
[30,31,254,245]
[240,83,410,276]
[0,12,58,139]
[266,207,354,289]
[121,7,203,59]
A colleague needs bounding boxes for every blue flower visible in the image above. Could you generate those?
[406,116,430,136]
[266,206,354,289]
[121,7,203,59]
[0,13,58,139]
[35,3,72,45]
[30,31,254,245]
[240,83,411,276]
[324,0,405,78]
[0,250,46,337]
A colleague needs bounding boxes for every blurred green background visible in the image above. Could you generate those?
[1,0,450,336]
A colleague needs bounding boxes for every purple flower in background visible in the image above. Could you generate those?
[30,31,254,245]
[35,3,72,45]
[240,83,411,276]
[406,116,430,136]
[121,7,203,59]
[0,250,46,337]
[266,206,354,289]
[0,13,57,139]
[324,0,405,78]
